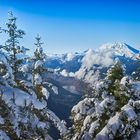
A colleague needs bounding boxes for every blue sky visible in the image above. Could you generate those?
[0,0,140,54]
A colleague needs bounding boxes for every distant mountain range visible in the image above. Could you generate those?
[44,42,140,85]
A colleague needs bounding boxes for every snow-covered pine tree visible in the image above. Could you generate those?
[34,34,45,60]
[106,60,129,111]
[0,90,17,139]
[0,12,27,82]
[32,34,47,99]
[135,51,140,75]
[0,50,15,86]
[107,60,124,83]
[0,52,53,139]
[0,13,67,140]
[69,61,140,140]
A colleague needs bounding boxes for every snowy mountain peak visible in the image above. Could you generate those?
[84,48,95,56]
[98,42,139,57]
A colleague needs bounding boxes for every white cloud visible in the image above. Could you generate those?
[66,52,75,61]
[82,48,114,69]
[60,69,68,77]
[60,69,75,77]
